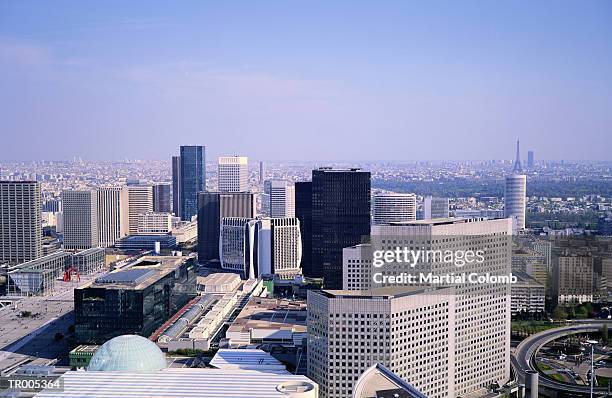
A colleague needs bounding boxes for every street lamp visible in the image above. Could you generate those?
[587,339,598,398]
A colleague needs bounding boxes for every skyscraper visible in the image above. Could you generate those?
[505,140,527,233]
[423,196,449,219]
[152,183,171,213]
[527,150,535,169]
[372,193,416,224]
[310,168,371,289]
[96,187,128,248]
[0,181,42,264]
[259,160,266,184]
[126,185,153,236]
[264,179,295,218]
[179,146,206,221]
[295,181,312,277]
[62,190,99,250]
[171,156,181,218]
[218,156,248,192]
[197,191,256,262]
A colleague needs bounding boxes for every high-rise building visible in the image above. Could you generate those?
[505,140,527,233]
[259,160,266,184]
[309,168,371,289]
[197,192,256,262]
[171,156,181,217]
[366,218,512,397]
[372,193,416,224]
[96,187,128,248]
[307,287,456,398]
[62,190,99,250]
[0,181,42,264]
[126,185,153,236]
[179,146,206,221]
[264,179,295,218]
[552,252,594,305]
[137,212,173,235]
[218,156,248,192]
[527,150,534,169]
[152,183,171,213]
[423,196,449,219]
[295,181,312,277]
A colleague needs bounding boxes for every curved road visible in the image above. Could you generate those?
[513,323,610,396]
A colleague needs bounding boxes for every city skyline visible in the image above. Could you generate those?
[1,1,611,162]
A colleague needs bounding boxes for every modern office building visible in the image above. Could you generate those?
[6,251,72,296]
[178,146,206,221]
[527,150,535,169]
[259,160,266,184]
[218,156,249,192]
[505,140,527,233]
[367,218,513,397]
[152,183,172,213]
[342,243,373,290]
[62,190,99,250]
[552,252,594,305]
[307,168,370,289]
[171,155,181,217]
[219,217,251,272]
[197,192,256,262]
[74,256,196,344]
[264,179,295,218]
[295,181,312,277]
[72,248,105,274]
[96,187,127,248]
[137,212,173,235]
[307,287,455,398]
[372,193,416,224]
[423,196,449,219]
[42,198,62,213]
[126,185,153,235]
[0,181,42,264]
[511,272,545,315]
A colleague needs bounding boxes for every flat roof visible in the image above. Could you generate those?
[77,256,187,291]
[318,286,445,299]
[197,273,241,286]
[34,368,317,398]
[210,349,287,372]
[227,297,306,335]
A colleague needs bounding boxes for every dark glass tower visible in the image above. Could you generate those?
[179,146,206,221]
[152,183,171,213]
[171,156,181,217]
[309,168,371,289]
[295,181,312,277]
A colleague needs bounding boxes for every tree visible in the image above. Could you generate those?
[552,306,568,321]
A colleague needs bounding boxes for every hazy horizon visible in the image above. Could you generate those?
[1,1,611,162]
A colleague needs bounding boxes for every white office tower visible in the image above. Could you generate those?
[126,185,153,235]
[264,180,295,218]
[423,196,449,219]
[0,181,42,264]
[220,217,302,279]
[342,244,373,290]
[62,190,99,250]
[504,140,527,233]
[246,217,302,279]
[366,218,512,397]
[96,187,128,247]
[219,217,251,272]
[307,287,456,398]
[372,193,416,224]
[137,212,173,235]
[218,156,249,192]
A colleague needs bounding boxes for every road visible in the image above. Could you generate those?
[513,323,610,396]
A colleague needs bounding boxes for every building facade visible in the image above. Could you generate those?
[218,156,249,192]
[152,183,172,213]
[505,140,527,233]
[423,196,449,219]
[179,145,206,221]
[372,193,416,224]
[126,185,153,235]
[264,179,295,218]
[62,190,99,250]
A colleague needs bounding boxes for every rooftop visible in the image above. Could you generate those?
[210,349,287,372]
[227,297,307,335]
[317,286,449,299]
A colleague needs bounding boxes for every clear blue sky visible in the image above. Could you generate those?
[1,1,610,161]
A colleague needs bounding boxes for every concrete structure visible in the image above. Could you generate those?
[62,190,99,250]
[423,196,449,219]
[210,349,288,373]
[308,287,455,398]
[342,243,373,291]
[511,272,545,315]
[72,248,105,274]
[96,187,128,248]
[197,273,241,294]
[353,363,427,398]
[512,248,548,287]
[0,181,41,264]
[137,211,173,235]
[6,251,72,296]
[171,220,197,244]
[265,179,295,218]
[505,140,527,233]
[226,296,307,348]
[126,185,153,235]
[259,160,266,184]
[218,156,248,192]
[527,150,535,169]
[552,252,594,305]
[372,193,416,224]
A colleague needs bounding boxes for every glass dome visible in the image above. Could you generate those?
[88,335,167,373]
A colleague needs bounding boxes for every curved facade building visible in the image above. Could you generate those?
[505,140,527,233]
[372,193,416,224]
[88,334,167,372]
